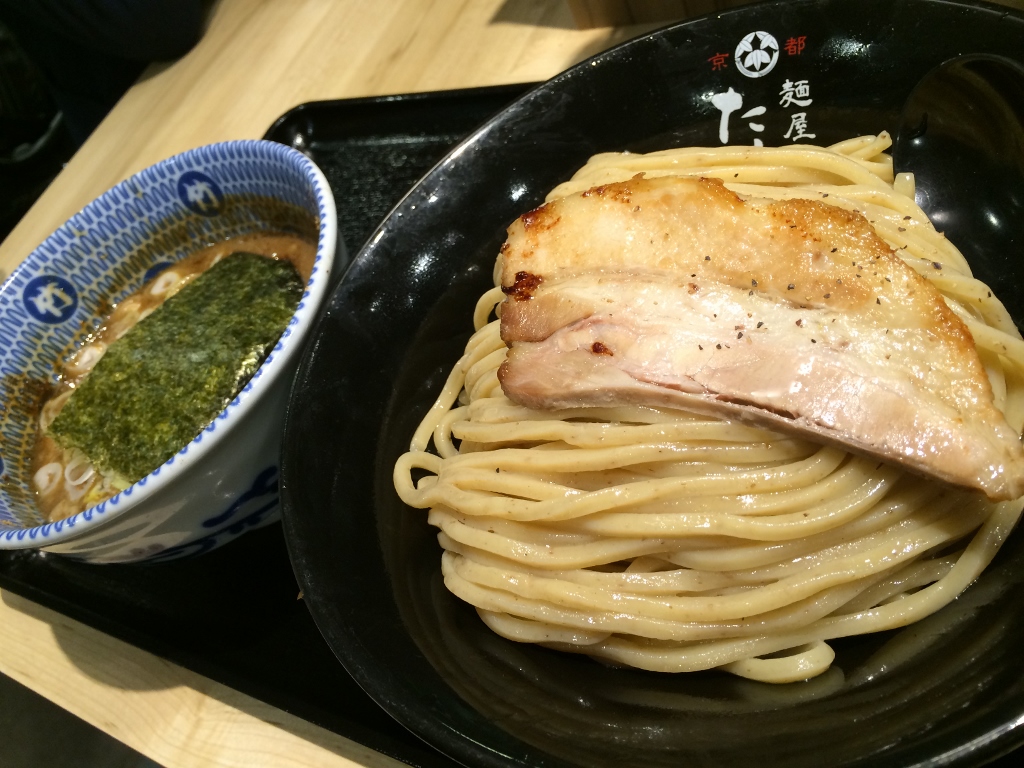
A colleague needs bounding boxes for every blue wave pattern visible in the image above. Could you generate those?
[202,465,278,528]
[0,141,328,545]
[143,495,281,562]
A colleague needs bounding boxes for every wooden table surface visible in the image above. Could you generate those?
[0,1,655,765]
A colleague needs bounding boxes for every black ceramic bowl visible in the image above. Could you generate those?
[281,1,1024,766]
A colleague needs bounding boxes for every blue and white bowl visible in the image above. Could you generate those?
[0,140,337,563]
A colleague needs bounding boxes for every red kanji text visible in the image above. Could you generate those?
[784,36,807,56]
[708,52,730,71]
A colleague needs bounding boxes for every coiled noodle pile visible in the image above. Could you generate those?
[393,134,1024,683]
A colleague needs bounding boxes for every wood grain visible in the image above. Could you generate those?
[0,0,653,279]
[564,0,750,28]
[0,591,404,768]
[0,1,650,765]
[4,0,1024,764]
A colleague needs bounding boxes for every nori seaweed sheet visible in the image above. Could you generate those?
[48,253,303,482]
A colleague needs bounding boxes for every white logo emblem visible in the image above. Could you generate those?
[23,275,78,324]
[184,179,218,212]
[29,282,73,318]
[176,171,224,216]
[735,31,779,78]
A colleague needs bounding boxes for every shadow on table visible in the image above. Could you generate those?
[0,670,161,768]
[0,525,450,768]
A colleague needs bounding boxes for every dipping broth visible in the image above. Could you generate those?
[32,232,317,522]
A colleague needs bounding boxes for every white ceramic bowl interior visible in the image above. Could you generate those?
[0,139,337,563]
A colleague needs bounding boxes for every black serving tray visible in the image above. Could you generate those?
[6,81,1023,768]
[0,82,534,768]
[265,85,537,270]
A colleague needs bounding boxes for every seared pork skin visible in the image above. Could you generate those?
[497,175,1024,501]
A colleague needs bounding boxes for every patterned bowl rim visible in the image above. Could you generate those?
[0,139,338,549]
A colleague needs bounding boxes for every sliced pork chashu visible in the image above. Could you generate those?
[496,175,1024,501]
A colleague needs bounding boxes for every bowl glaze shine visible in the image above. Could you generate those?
[281,0,1024,766]
[0,140,337,563]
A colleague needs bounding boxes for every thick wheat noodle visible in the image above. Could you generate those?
[393,133,1024,683]
[430,483,977,582]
